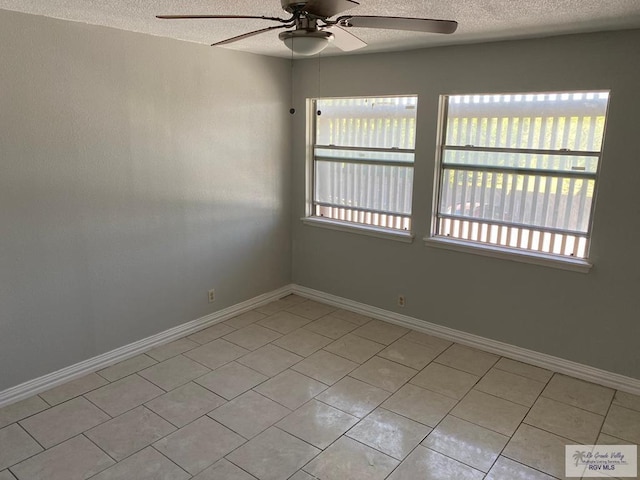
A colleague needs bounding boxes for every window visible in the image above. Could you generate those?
[309,95,418,233]
[432,91,610,261]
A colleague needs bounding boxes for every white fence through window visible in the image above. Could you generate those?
[313,96,418,231]
[436,92,609,259]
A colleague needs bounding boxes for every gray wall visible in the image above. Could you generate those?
[0,10,292,391]
[292,30,640,379]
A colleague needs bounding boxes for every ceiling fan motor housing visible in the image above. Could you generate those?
[281,0,311,14]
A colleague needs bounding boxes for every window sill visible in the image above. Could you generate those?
[302,217,414,243]
[423,236,592,273]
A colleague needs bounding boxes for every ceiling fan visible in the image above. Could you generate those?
[157,0,458,56]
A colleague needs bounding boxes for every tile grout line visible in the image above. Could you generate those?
[342,343,537,476]
[80,394,117,422]
[497,456,564,480]
[86,411,230,477]
[496,369,577,479]
[272,418,349,453]
[418,374,569,479]
[212,452,259,480]
[383,378,477,476]
[3,423,47,470]
[94,373,170,403]
[137,354,213,392]
[297,427,389,477]
[492,361,555,383]
[0,406,48,434]
[16,396,117,451]
[535,393,611,417]
[146,445,191,478]
[249,375,331,410]
[36,394,54,409]
[3,369,172,465]
[81,432,119,466]
[82,404,178,457]
[294,333,476,470]
[481,364,553,476]
[194,363,272,399]
[93,354,155,383]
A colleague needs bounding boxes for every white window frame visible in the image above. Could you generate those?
[303,95,418,243]
[425,90,610,273]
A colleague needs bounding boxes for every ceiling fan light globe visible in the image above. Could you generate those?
[280,31,333,55]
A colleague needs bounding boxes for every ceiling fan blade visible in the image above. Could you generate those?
[305,0,359,18]
[337,15,458,34]
[157,14,290,23]
[323,25,367,51]
[211,25,291,46]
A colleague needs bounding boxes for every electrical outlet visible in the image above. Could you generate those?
[208,289,215,303]
[397,295,406,308]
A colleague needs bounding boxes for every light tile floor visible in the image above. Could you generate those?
[1,295,639,480]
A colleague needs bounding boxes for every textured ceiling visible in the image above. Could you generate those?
[1,0,640,57]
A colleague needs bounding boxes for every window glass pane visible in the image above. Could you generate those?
[312,95,418,231]
[440,168,595,233]
[315,147,414,164]
[315,161,413,215]
[436,90,609,259]
[438,217,589,257]
[316,96,418,149]
[445,92,609,151]
[442,149,599,174]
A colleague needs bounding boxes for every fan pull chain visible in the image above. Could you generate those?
[289,38,295,114]
[316,51,322,117]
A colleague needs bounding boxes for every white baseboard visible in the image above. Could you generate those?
[0,284,295,408]
[292,285,640,396]
[3,282,638,409]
